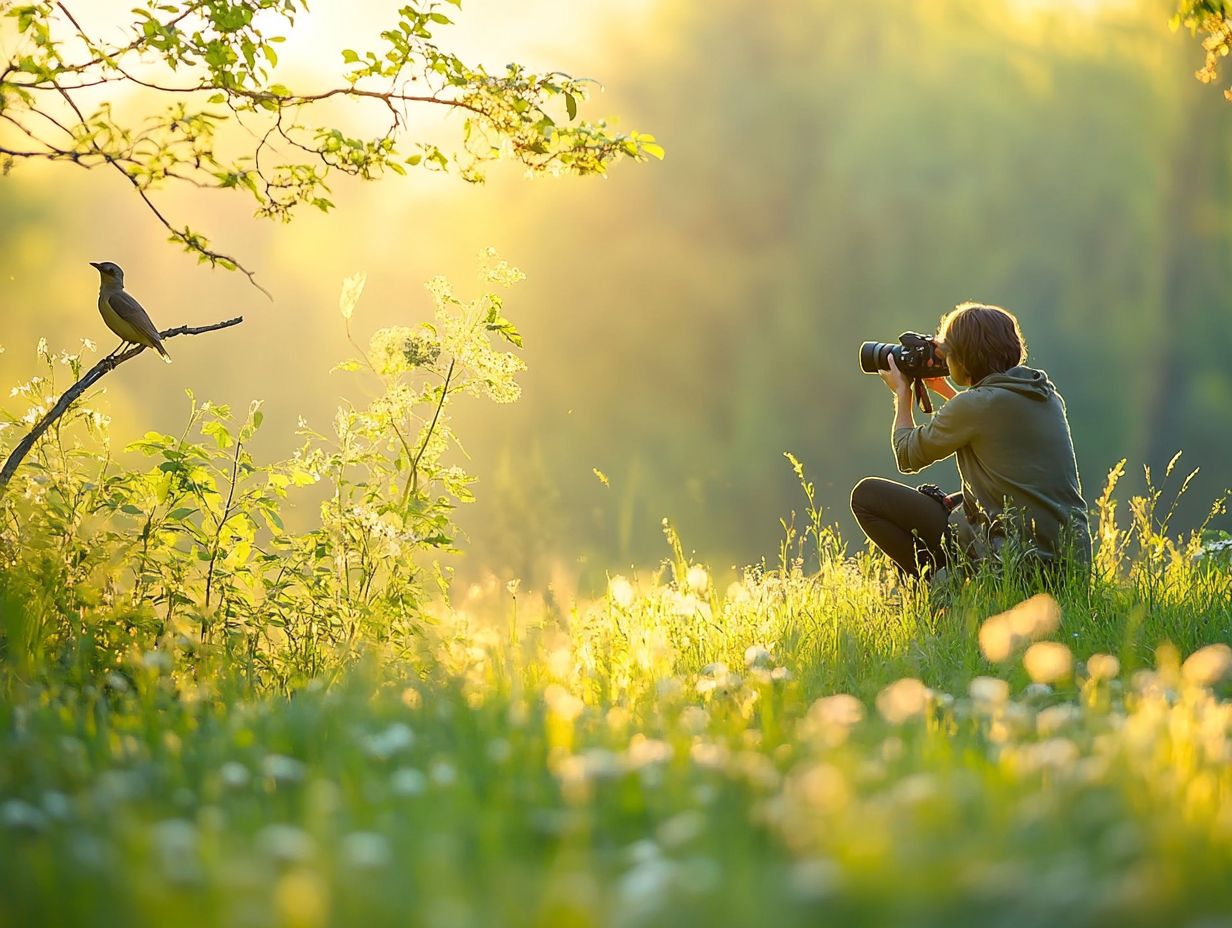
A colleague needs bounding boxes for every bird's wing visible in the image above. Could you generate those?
[106,290,165,348]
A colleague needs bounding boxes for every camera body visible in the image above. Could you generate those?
[860,332,949,380]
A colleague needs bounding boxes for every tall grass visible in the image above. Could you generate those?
[0,453,1229,926]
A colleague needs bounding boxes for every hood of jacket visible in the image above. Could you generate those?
[973,365,1056,401]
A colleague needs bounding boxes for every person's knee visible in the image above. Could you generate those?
[851,476,884,516]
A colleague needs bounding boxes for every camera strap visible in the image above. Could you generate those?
[913,378,933,414]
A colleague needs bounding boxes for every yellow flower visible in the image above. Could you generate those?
[1023,642,1073,684]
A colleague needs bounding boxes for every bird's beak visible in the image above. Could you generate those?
[89,262,102,270]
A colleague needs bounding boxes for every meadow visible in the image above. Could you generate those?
[2,380,1230,926]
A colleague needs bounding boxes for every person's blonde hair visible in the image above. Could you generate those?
[937,302,1026,384]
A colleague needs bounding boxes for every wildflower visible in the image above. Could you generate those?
[1023,642,1073,684]
[429,760,457,787]
[1181,643,1232,687]
[725,580,752,606]
[486,739,512,764]
[1036,704,1081,737]
[1086,653,1121,681]
[608,575,635,608]
[690,741,730,770]
[686,564,710,594]
[544,684,585,722]
[41,791,71,821]
[152,819,200,884]
[678,705,710,735]
[390,767,427,797]
[978,594,1061,662]
[696,662,740,696]
[627,735,673,768]
[257,824,315,864]
[790,763,850,813]
[219,762,250,789]
[341,831,391,870]
[809,693,866,729]
[617,856,676,910]
[368,325,442,375]
[657,810,705,848]
[876,678,931,724]
[140,650,172,672]
[263,754,306,785]
[1,799,47,833]
[968,676,1010,707]
[359,723,415,760]
[801,694,865,747]
[744,644,772,669]
[656,677,684,700]
[275,868,329,928]
[789,858,843,900]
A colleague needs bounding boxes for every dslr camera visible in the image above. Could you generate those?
[859,332,949,412]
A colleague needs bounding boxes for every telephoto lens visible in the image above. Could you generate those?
[859,341,895,374]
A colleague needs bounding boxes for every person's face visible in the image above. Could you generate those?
[935,337,970,386]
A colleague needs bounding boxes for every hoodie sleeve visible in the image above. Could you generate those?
[893,392,979,474]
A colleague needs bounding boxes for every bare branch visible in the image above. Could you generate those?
[0,316,244,496]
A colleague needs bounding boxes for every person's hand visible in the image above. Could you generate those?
[924,377,956,401]
[878,353,911,399]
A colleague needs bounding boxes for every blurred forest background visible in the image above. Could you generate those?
[2,0,1230,590]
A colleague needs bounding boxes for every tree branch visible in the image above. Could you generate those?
[0,316,244,497]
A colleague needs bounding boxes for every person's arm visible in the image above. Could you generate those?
[880,354,976,474]
[926,378,957,402]
[893,395,977,473]
[879,353,916,430]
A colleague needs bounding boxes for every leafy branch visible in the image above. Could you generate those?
[0,1,663,291]
[0,316,244,495]
[1173,0,1232,100]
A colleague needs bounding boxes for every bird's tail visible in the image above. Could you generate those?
[155,342,172,364]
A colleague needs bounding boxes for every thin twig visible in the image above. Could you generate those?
[0,316,244,496]
[403,359,455,505]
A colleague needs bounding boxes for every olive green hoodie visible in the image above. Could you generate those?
[893,365,1091,564]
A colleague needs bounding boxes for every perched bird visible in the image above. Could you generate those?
[89,261,172,363]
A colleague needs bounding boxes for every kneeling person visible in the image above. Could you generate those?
[851,302,1090,581]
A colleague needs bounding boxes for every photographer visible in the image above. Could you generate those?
[851,303,1090,583]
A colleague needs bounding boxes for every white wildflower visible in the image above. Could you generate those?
[876,678,931,724]
[979,594,1061,662]
[1182,644,1232,688]
[341,831,391,870]
[1023,642,1073,684]
[257,824,315,864]
[608,575,635,608]
[1086,653,1121,681]
[390,767,427,797]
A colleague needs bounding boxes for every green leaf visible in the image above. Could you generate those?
[565,93,578,121]
[339,272,367,320]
